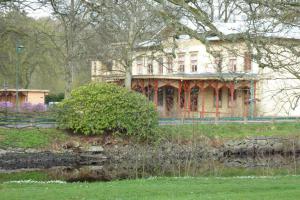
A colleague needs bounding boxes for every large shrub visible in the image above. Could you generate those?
[57,83,158,139]
[45,93,64,104]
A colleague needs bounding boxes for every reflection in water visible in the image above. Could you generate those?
[43,154,300,182]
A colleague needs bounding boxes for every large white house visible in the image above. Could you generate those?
[92,27,300,119]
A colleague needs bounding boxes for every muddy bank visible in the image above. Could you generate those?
[0,146,106,171]
[223,136,300,155]
[1,136,300,181]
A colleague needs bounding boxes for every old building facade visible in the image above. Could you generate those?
[91,36,299,118]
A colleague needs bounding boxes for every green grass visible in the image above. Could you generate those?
[0,171,50,183]
[0,122,299,149]
[159,122,300,139]
[1,176,300,200]
[0,128,69,149]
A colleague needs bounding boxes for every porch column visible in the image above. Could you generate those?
[188,87,191,114]
[154,80,158,108]
[184,80,189,118]
[254,81,257,117]
[250,80,255,118]
[215,82,219,118]
[141,80,145,95]
[178,80,182,117]
[201,88,205,118]
[200,82,205,118]
[230,82,235,117]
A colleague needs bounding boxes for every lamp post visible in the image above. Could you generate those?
[15,41,24,112]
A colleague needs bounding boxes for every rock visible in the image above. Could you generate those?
[256,139,268,146]
[86,146,104,153]
[25,149,41,153]
[72,141,81,148]
[294,140,300,151]
[272,142,284,152]
[0,149,8,155]
[63,141,80,149]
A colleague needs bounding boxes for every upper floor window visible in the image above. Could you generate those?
[178,54,185,73]
[158,57,164,74]
[229,58,237,72]
[147,63,153,74]
[244,52,252,72]
[136,57,143,74]
[190,52,198,72]
[167,56,173,73]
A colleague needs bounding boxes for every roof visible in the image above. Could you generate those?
[132,72,259,81]
[211,21,300,40]
[0,89,49,93]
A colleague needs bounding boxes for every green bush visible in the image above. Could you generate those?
[57,83,158,139]
[45,93,64,104]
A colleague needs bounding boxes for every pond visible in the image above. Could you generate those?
[1,142,300,182]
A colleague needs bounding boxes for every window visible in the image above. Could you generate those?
[244,88,251,105]
[178,54,185,72]
[145,86,154,101]
[147,63,153,74]
[190,52,198,72]
[214,89,222,107]
[192,64,197,72]
[228,89,237,107]
[136,57,143,74]
[167,56,173,73]
[179,65,185,72]
[158,88,163,106]
[180,91,185,109]
[229,58,237,72]
[191,87,199,111]
[244,52,252,72]
[166,87,174,111]
[158,57,164,74]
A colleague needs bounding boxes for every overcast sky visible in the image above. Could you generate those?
[26,3,52,19]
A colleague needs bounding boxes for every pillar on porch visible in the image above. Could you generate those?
[183,81,190,117]
[200,82,205,118]
[141,80,145,95]
[250,80,255,118]
[178,80,182,117]
[154,80,158,108]
[230,82,235,117]
[215,82,219,118]
[254,81,257,116]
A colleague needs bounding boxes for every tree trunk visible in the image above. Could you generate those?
[124,65,132,90]
[64,62,73,98]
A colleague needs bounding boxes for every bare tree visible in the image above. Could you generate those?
[153,0,300,113]
[42,0,93,97]
[83,0,166,89]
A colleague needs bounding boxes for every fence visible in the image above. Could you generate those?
[0,108,299,128]
[0,110,57,128]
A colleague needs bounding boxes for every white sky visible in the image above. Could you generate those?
[25,4,52,19]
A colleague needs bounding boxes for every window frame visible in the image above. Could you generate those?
[190,52,198,73]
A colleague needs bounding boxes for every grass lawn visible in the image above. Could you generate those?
[0,122,299,149]
[0,128,69,149]
[1,176,300,200]
[160,122,300,139]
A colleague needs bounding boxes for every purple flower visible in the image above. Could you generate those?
[21,102,33,112]
[0,101,14,110]
[32,103,47,112]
